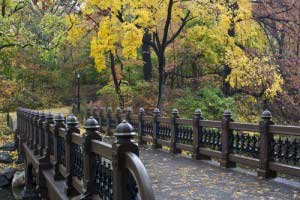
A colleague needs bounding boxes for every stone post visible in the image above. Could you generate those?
[28,110,34,147]
[107,107,113,136]
[152,108,161,149]
[43,112,54,162]
[112,120,139,199]
[116,107,122,124]
[92,106,99,122]
[257,110,276,179]
[86,107,91,120]
[99,107,105,127]
[21,162,37,200]
[53,113,65,180]
[125,107,132,123]
[33,111,40,155]
[220,110,236,168]
[170,109,180,154]
[82,117,102,197]
[192,109,203,160]
[38,112,46,156]
[65,114,80,196]
[138,108,145,145]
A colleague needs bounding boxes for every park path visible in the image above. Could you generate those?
[139,146,300,200]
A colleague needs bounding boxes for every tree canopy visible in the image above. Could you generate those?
[2,0,300,124]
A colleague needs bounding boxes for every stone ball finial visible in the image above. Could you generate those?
[194,108,202,116]
[33,111,40,121]
[262,109,272,119]
[66,114,78,125]
[39,111,46,117]
[153,108,160,114]
[172,109,179,115]
[29,110,34,116]
[114,120,135,138]
[139,108,145,114]
[116,107,121,113]
[84,116,100,129]
[92,106,98,114]
[38,112,46,123]
[126,107,133,113]
[46,112,53,119]
[34,111,40,117]
[100,107,105,112]
[54,113,65,121]
[223,110,232,117]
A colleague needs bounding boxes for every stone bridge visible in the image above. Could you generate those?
[15,106,300,199]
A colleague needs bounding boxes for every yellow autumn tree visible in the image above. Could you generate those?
[67,0,210,109]
[184,0,283,100]
[67,8,145,108]
[67,0,283,109]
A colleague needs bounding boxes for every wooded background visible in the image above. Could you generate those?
[1,0,300,124]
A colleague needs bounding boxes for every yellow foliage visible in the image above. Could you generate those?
[184,0,283,100]
[88,17,144,72]
[90,37,106,72]
[66,14,87,46]
[67,0,283,100]
[121,23,143,59]
[68,0,197,72]
[225,46,283,98]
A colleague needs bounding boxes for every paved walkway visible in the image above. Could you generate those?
[139,146,300,200]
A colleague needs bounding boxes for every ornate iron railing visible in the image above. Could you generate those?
[93,106,300,179]
[16,108,155,200]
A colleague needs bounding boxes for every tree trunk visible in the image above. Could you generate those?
[109,52,124,109]
[157,55,167,112]
[278,33,285,59]
[222,65,231,96]
[6,112,9,127]
[191,59,198,89]
[222,2,237,96]
[170,71,175,89]
[1,0,5,17]
[31,76,35,92]
[142,32,152,81]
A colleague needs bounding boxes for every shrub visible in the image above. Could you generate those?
[131,81,157,111]
[96,81,133,109]
[173,87,236,120]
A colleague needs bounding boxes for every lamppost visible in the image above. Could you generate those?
[77,73,80,114]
